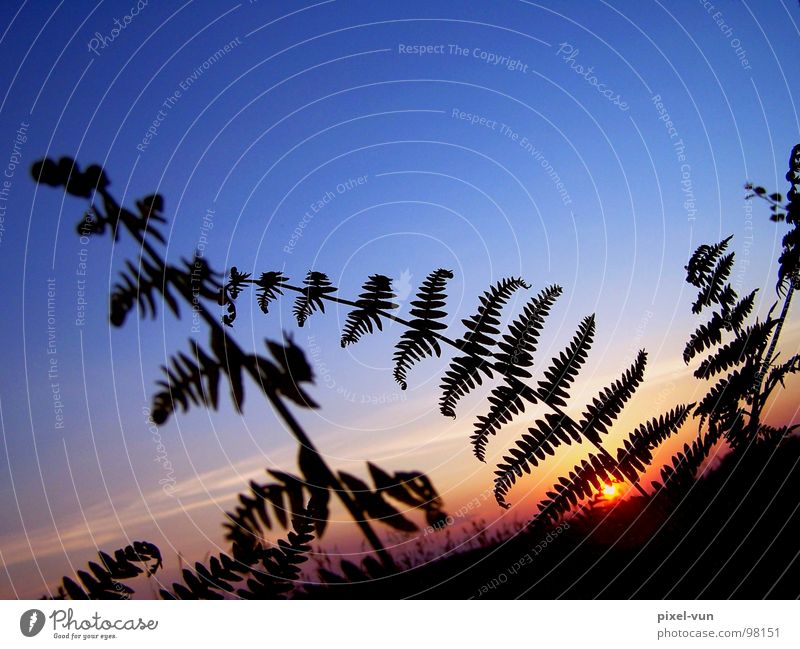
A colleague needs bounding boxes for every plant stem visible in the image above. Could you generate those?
[749,280,795,436]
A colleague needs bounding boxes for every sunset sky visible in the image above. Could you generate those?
[0,0,799,598]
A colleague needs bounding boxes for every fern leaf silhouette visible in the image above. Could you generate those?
[392,269,453,389]
[164,502,317,599]
[652,429,720,500]
[49,542,162,600]
[471,380,531,462]
[493,412,580,508]
[693,364,756,426]
[439,277,530,418]
[685,235,732,288]
[615,404,694,481]
[294,271,337,326]
[691,252,736,314]
[577,349,647,445]
[536,314,595,407]
[255,271,288,314]
[341,274,398,347]
[683,289,757,363]
[694,319,776,379]
[492,284,562,379]
[533,451,623,526]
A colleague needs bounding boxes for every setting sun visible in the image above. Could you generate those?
[601,482,621,500]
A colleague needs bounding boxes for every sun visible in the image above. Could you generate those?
[600,482,621,500]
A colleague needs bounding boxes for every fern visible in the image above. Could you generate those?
[163,504,316,599]
[255,271,287,313]
[651,426,722,500]
[110,258,182,327]
[392,269,453,389]
[532,452,623,526]
[765,353,800,393]
[224,458,446,545]
[536,314,595,407]
[492,350,648,508]
[492,284,562,379]
[615,404,694,481]
[683,290,757,363]
[49,542,162,600]
[470,380,529,462]
[691,253,736,314]
[151,339,222,424]
[294,271,337,326]
[694,319,776,379]
[439,277,530,418]
[577,349,647,445]
[685,235,732,288]
[694,364,757,423]
[493,412,580,508]
[469,286,563,461]
[341,274,398,347]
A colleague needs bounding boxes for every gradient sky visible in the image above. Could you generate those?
[0,0,799,598]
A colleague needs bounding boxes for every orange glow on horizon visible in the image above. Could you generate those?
[601,482,621,500]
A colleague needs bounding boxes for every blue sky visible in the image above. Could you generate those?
[0,0,799,597]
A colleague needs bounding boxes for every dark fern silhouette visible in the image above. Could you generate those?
[216,228,695,519]
[48,542,162,600]
[652,144,800,500]
[31,157,449,573]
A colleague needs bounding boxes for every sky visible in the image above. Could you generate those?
[0,0,799,598]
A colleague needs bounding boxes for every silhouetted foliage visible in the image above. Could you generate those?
[341,274,398,346]
[48,542,162,600]
[31,144,800,599]
[31,156,448,573]
[392,268,453,389]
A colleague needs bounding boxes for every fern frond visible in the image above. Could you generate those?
[164,504,317,599]
[577,349,647,445]
[151,340,222,424]
[532,452,623,527]
[683,290,758,364]
[691,253,736,314]
[651,426,722,499]
[226,266,252,299]
[439,277,530,417]
[694,364,756,422]
[109,258,180,327]
[766,353,800,393]
[536,314,595,408]
[340,274,398,347]
[694,319,775,379]
[294,271,337,326]
[756,423,800,446]
[392,269,453,389]
[470,379,537,462]
[493,413,580,508]
[50,542,162,600]
[684,312,725,364]
[255,271,287,314]
[615,404,694,481]
[492,284,562,378]
[724,289,758,331]
[223,469,322,547]
[685,236,732,287]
